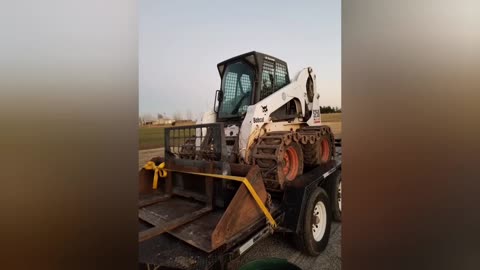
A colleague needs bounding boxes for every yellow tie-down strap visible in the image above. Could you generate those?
[143,161,277,228]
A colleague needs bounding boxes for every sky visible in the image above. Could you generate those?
[139,0,341,120]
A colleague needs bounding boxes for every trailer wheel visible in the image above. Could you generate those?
[294,187,331,256]
[327,171,342,222]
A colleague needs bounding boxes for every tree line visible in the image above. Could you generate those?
[320,106,341,114]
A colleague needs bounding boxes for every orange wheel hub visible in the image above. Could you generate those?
[283,146,299,181]
[320,138,331,163]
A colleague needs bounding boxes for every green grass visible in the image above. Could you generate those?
[139,122,197,150]
[138,115,342,150]
[139,126,166,150]
[321,112,342,122]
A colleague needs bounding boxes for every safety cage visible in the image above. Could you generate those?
[164,123,227,161]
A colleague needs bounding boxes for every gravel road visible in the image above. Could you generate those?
[238,222,341,269]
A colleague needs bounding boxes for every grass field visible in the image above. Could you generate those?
[139,126,166,150]
[320,112,342,122]
[139,113,342,150]
[321,113,342,139]
[139,121,195,150]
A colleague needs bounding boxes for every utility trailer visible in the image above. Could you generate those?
[138,51,343,269]
[138,128,342,270]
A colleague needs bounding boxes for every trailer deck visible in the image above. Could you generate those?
[139,143,342,270]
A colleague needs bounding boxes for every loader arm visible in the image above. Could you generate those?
[238,68,322,162]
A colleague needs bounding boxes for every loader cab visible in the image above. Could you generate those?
[215,51,290,121]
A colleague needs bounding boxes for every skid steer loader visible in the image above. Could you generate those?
[138,51,338,269]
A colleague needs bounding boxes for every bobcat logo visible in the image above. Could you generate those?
[253,117,264,123]
[261,105,268,113]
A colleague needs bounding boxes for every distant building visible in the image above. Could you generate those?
[140,116,175,126]
[153,119,175,125]
[140,115,156,125]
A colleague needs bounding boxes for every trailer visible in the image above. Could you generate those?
[138,138,342,270]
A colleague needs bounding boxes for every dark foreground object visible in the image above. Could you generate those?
[239,258,302,270]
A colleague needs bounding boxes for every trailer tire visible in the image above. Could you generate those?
[327,171,342,222]
[293,187,331,256]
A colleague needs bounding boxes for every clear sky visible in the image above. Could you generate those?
[140,0,341,120]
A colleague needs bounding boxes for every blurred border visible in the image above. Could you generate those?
[1,1,479,270]
[343,0,480,269]
[0,1,138,269]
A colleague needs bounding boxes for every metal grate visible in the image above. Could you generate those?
[219,61,254,118]
[222,72,238,114]
[240,74,252,92]
[260,60,291,101]
[164,123,226,161]
[260,60,275,100]
[275,62,289,89]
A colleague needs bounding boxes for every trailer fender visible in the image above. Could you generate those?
[281,161,340,233]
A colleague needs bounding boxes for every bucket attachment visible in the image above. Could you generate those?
[138,158,270,253]
[211,165,267,248]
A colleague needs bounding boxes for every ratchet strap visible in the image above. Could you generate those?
[143,161,277,228]
[143,161,167,189]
